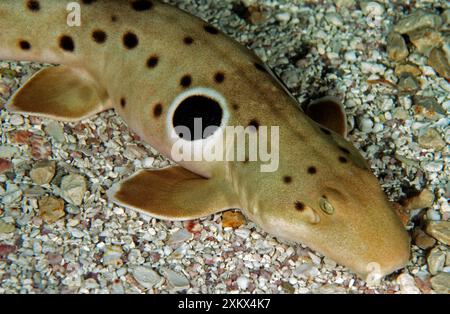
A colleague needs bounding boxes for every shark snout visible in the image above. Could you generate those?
[352,235,411,283]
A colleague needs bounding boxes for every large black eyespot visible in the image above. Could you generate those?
[172,95,223,141]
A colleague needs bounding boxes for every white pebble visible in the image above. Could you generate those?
[362,2,385,16]
[10,115,24,126]
[397,274,420,294]
[143,157,155,168]
[361,62,386,74]
[236,276,249,290]
[132,266,162,289]
[344,51,357,62]
[359,118,374,133]
[325,13,343,27]
[276,12,291,23]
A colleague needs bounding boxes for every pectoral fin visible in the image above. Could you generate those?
[108,167,239,221]
[6,66,111,122]
[305,96,347,137]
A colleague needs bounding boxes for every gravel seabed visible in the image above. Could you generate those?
[0,0,449,294]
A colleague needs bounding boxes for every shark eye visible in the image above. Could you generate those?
[319,197,335,215]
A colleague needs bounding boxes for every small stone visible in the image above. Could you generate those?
[361,62,386,74]
[111,281,125,294]
[428,47,450,80]
[394,10,442,34]
[236,276,249,290]
[0,220,15,234]
[427,247,446,275]
[387,32,409,61]
[143,157,155,168]
[161,268,190,292]
[281,281,295,294]
[38,196,65,224]
[425,221,450,245]
[413,96,445,115]
[443,9,450,25]
[2,184,23,204]
[0,158,12,174]
[393,108,409,120]
[430,272,450,294]
[402,189,435,210]
[222,211,246,228]
[344,51,357,62]
[132,266,162,289]
[0,145,19,159]
[61,173,87,206]
[408,28,443,55]
[397,273,421,294]
[69,228,84,238]
[335,0,355,8]
[24,186,46,197]
[10,115,24,126]
[361,2,384,16]
[103,245,123,267]
[248,6,266,25]
[0,244,16,256]
[275,12,291,23]
[235,228,251,239]
[167,229,193,244]
[358,117,373,133]
[413,229,436,250]
[46,121,65,143]
[30,160,56,185]
[418,128,445,151]
[325,13,343,27]
[398,73,419,92]
[395,63,422,77]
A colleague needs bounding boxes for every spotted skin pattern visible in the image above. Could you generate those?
[1,0,410,281]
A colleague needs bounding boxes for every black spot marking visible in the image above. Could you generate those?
[153,103,163,117]
[92,30,107,44]
[59,35,75,52]
[254,62,267,72]
[27,0,40,11]
[339,156,348,163]
[339,146,350,154]
[111,15,118,22]
[214,72,225,83]
[172,95,223,141]
[320,127,331,135]
[204,25,219,35]
[248,119,260,130]
[232,104,239,111]
[131,0,153,11]
[180,75,192,88]
[82,0,97,4]
[123,32,139,49]
[146,56,159,68]
[307,166,317,175]
[283,176,292,184]
[184,37,194,45]
[19,40,31,50]
[120,98,126,108]
[295,201,305,211]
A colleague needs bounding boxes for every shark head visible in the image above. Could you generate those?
[241,100,411,280]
